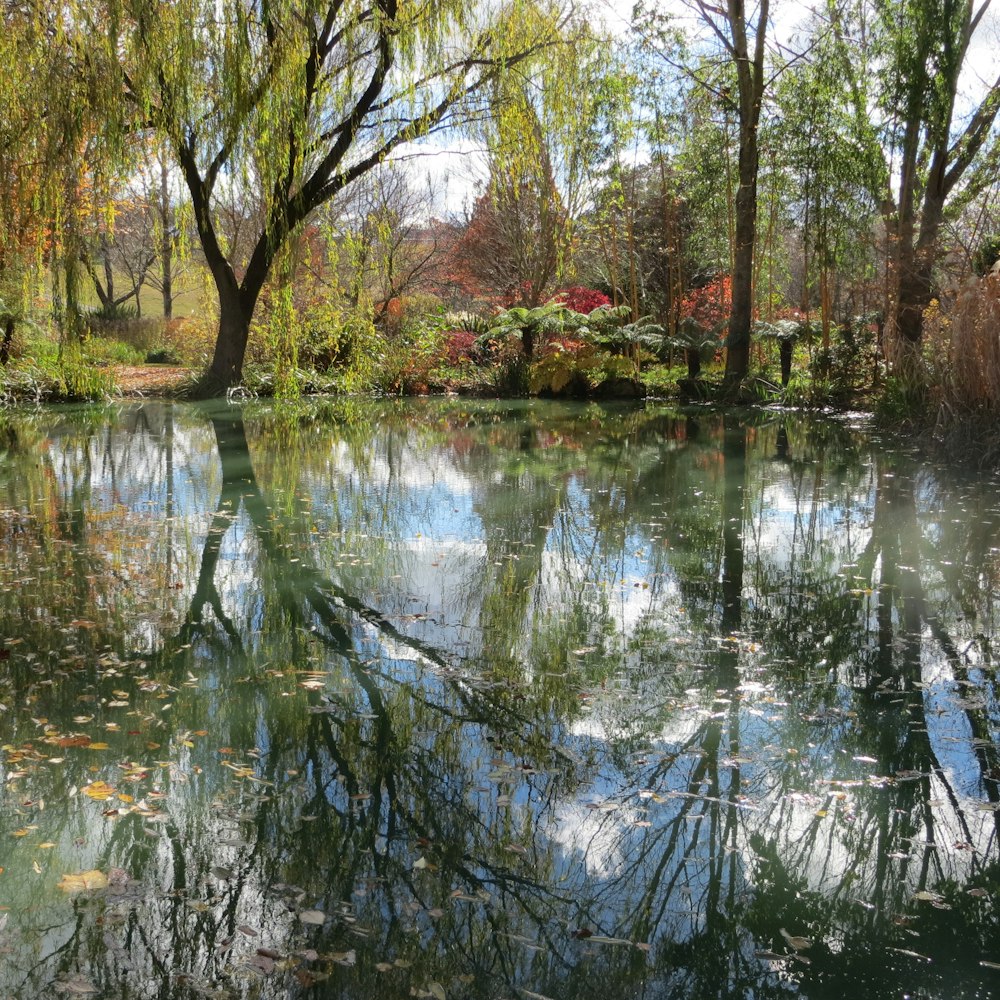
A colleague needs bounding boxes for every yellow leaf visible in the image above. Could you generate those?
[87,743,110,751]
[58,869,109,892]
[83,781,116,801]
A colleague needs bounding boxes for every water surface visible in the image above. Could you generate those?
[0,398,998,999]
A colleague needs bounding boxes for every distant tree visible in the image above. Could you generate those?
[455,82,570,315]
[323,162,447,321]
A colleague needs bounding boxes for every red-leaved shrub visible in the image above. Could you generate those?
[550,287,612,314]
[680,276,732,330]
[444,330,478,365]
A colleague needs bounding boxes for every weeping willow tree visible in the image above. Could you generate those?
[0,4,100,360]
[85,1,574,392]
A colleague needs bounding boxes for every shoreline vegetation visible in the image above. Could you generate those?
[5,263,1000,470]
[4,297,1000,468]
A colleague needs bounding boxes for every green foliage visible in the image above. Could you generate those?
[874,374,929,423]
[82,337,145,366]
[809,319,880,403]
[529,341,637,395]
[754,319,811,343]
[640,362,688,396]
[293,301,381,393]
[665,317,724,360]
[0,350,117,404]
[482,301,587,349]
[972,234,1000,277]
[89,301,138,323]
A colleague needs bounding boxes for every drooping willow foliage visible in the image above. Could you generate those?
[74,0,578,388]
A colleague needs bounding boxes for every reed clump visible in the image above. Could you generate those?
[921,271,1000,464]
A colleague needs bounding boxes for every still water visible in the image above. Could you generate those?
[0,398,998,999]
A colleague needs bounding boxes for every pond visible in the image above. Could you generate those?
[0,397,998,1000]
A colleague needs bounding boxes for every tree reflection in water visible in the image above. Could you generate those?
[0,400,997,999]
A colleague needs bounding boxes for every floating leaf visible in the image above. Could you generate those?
[83,781,116,801]
[428,982,446,1000]
[58,870,109,892]
[779,928,812,952]
[298,910,325,925]
[54,974,100,995]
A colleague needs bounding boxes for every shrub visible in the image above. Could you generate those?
[145,347,182,365]
[443,330,477,366]
[529,339,636,395]
[680,275,732,331]
[549,287,612,314]
[972,234,1000,278]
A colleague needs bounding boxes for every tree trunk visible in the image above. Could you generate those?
[206,285,254,391]
[522,327,535,361]
[725,121,759,388]
[160,156,173,320]
[779,339,792,386]
[0,316,14,365]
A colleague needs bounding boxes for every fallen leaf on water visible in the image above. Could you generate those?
[331,950,356,966]
[58,736,92,748]
[83,781,116,801]
[298,909,325,925]
[54,974,99,995]
[427,982,446,1000]
[779,928,812,952]
[247,953,275,975]
[58,870,109,892]
[889,947,932,963]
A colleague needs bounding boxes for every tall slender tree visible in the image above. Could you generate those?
[636,0,771,391]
